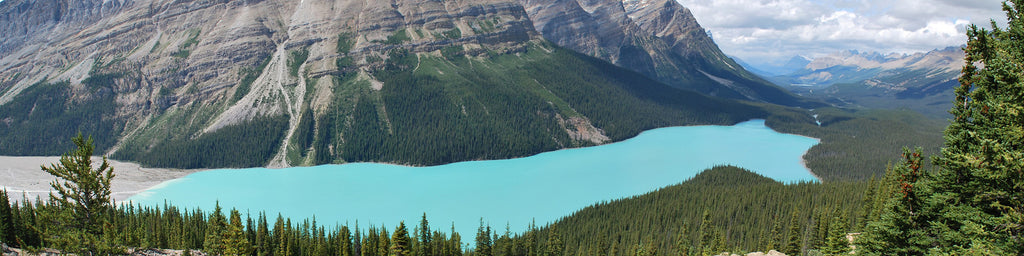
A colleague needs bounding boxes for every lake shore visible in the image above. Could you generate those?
[0,156,202,203]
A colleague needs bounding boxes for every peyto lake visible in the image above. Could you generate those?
[128,119,818,241]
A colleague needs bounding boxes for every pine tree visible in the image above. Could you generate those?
[635,239,656,256]
[39,134,116,255]
[223,209,251,255]
[856,148,932,255]
[821,213,849,255]
[363,227,378,256]
[857,175,877,229]
[354,223,362,256]
[697,210,716,255]
[448,224,461,256]
[764,213,780,252]
[0,189,12,245]
[418,214,432,256]
[256,213,270,256]
[926,0,1024,253]
[675,224,691,256]
[339,225,353,256]
[809,209,828,249]
[594,232,609,256]
[475,220,493,256]
[495,223,512,256]
[204,202,227,255]
[391,222,412,256]
[379,228,391,256]
[782,210,802,255]
[543,226,562,256]
[524,221,536,256]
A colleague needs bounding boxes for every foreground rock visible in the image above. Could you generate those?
[1,244,208,256]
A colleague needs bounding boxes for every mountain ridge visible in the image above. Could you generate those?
[769,47,963,88]
[523,0,809,106]
[0,0,790,168]
[749,47,963,118]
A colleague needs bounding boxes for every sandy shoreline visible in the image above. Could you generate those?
[0,156,203,203]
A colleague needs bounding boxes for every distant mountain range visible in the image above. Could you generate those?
[0,0,803,168]
[733,55,811,77]
[736,47,964,118]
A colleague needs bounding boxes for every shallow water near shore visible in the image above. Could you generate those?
[128,119,818,242]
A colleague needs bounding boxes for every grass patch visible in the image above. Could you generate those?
[288,47,310,78]
[384,29,411,45]
[171,29,201,59]
[441,27,461,39]
[337,32,354,54]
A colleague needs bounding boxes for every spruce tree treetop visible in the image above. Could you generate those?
[391,221,412,256]
[0,189,11,245]
[40,134,117,255]
[43,134,115,229]
[929,0,1024,253]
[418,213,431,256]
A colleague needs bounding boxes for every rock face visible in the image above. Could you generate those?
[0,0,775,167]
[520,0,805,105]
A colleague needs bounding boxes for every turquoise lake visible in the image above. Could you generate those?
[128,119,819,242]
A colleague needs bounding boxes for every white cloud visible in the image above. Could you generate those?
[675,0,1006,65]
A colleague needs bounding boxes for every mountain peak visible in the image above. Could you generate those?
[522,0,808,106]
[803,47,963,74]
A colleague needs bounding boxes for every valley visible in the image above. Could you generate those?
[738,47,964,119]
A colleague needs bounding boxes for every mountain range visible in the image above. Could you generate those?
[734,55,811,77]
[737,47,963,118]
[0,0,806,168]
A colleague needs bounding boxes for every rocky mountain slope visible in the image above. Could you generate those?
[769,47,964,118]
[0,0,785,168]
[521,0,806,105]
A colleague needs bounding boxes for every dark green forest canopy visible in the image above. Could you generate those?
[512,166,868,256]
[0,80,124,155]
[766,107,947,181]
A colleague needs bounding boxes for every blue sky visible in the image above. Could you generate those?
[675,0,1006,65]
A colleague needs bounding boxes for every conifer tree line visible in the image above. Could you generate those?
[1,192,473,256]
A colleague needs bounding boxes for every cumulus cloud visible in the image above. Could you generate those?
[675,0,1006,65]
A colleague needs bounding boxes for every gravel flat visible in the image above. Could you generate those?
[0,156,201,203]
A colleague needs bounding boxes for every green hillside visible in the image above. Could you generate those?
[765,107,947,180]
[506,166,868,255]
[0,78,125,155]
